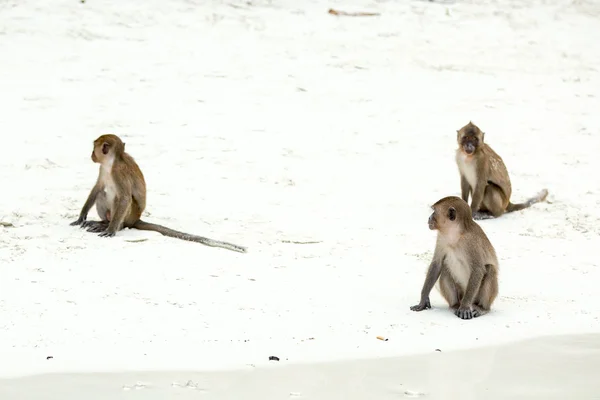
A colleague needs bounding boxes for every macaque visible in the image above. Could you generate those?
[71,134,247,253]
[456,121,548,220]
[411,196,499,319]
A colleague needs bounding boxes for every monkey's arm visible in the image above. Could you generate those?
[455,265,486,319]
[410,259,443,312]
[460,176,470,202]
[70,183,101,226]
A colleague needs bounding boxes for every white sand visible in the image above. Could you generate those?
[1,333,599,399]
[0,0,599,394]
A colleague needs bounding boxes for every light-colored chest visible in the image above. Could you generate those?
[457,153,478,188]
[100,159,117,205]
[103,178,117,205]
[443,249,471,290]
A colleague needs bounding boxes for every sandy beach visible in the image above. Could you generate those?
[1,333,599,400]
[1,0,599,397]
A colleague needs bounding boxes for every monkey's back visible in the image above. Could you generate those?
[481,143,512,206]
[122,152,147,222]
[468,222,499,268]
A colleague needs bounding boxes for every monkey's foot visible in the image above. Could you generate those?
[88,224,108,233]
[98,230,115,238]
[82,221,109,232]
[70,218,85,226]
[455,306,476,320]
[472,211,495,221]
[410,299,431,312]
[471,305,486,318]
[81,220,95,229]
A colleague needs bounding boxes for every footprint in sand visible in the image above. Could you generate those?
[172,380,206,392]
[122,381,150,391]
[404,390,426,398]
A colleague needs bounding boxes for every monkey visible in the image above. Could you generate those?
[455,121,548,220]
[70,134,247,253]
[410,196,498,319]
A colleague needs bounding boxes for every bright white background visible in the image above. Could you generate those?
[0,0,599,377]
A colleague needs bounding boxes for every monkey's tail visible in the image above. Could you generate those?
[505,189,549,213]
[133,220,247,253]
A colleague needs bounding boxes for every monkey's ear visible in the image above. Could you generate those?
[101,142,110,155]
[448,207,456,221]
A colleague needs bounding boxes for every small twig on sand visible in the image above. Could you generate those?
[0,221,14,228]
[328,8,380,17]
[281,240,322,244]
[125,238,148,243]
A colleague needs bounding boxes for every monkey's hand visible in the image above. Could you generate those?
[455,306,474,320]
[410,298,431,312]
[70,217,86,226]
[98,230,115,238]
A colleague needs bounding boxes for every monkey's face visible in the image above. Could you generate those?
[459,133,481,155]
[428,206,457,231]
[457,123,484,156]
[91,141,111,164]
[428,211,438,230]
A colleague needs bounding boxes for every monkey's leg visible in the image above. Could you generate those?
[122,199,143,228]
[99,197,131,237]
[473,186,505,220]
[455,267,485,320]
[472,265,498,317]
[438,268,460,309]
[470,183,486,216]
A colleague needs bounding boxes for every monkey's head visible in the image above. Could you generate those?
[428,196,472,234]
[457,121,484,156]
[91,134,125,164]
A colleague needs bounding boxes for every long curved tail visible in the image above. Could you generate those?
[505,189,549,213]
[133,220,247,253]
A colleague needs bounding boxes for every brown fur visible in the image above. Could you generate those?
[456,121,548,220]
[410,196,499,319]
[71,134,247,253]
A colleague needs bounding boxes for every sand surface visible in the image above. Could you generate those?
[0,0,599,393]
[1,333,599,400]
